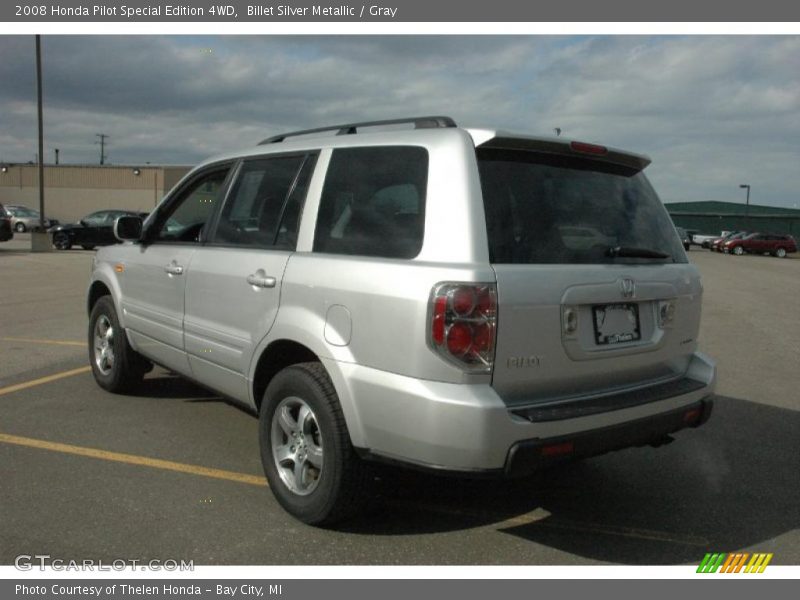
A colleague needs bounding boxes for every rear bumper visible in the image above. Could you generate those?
[326,351,716,473]
[505,397,713,476]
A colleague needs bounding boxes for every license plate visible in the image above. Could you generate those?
[592,303,641,345]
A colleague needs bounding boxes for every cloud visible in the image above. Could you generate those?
[0,35,797,207]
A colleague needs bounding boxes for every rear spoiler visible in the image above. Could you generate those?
[473,132,651,172]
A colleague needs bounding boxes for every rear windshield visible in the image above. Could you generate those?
[477,148,686,264]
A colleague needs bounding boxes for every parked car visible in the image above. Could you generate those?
[675,227,691,251]
[711,231,747,252]
[4,204,59,232]
[0,203,14,242]
[724,232,797,257]
[692,233,719,248]
[685,229,700,245]
[50,210,145,250]
[87,116,716,525]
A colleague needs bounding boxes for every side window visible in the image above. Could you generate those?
[212,154,314,249]
[151,168,230,243]
[83,212,107,226]
[313,146,428,259]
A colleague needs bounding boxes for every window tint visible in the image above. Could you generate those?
[477,149,686,264]
[213,154,314,249]
[313,146,427,259]
[152,168,229,243]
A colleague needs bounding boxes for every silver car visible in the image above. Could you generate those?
[87,116,716,525]
[5,204,57,232]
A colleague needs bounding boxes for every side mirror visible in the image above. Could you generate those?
[79,219,88,227]
[114,215,143,242]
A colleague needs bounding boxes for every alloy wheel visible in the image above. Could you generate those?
[271,396,324,495]
[93,314,115,375]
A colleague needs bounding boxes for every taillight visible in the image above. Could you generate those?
[429,283,497,371]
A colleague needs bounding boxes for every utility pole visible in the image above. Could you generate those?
[96,133,109,165]
[54,148,59,164]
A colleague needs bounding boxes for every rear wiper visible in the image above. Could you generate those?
[605,246,671,259]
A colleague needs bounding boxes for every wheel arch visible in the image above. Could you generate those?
[87,267,126,329]
[87,280,112,316]
[251,339,320,413]
[250,338,367,448]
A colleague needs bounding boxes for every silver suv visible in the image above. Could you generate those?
[87,116,716,525]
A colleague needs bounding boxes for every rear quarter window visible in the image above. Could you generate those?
[313,146,428,259]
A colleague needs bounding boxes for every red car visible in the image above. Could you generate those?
[724,232,797,258]
[711,231,747,252]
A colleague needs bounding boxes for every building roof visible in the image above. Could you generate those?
[665,200,800,216]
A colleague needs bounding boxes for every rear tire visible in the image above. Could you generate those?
[88,296,148,393]
[15,222,26,233]
[259,362,371,526]
[774,247,787,258]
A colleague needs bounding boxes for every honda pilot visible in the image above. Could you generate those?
[87,116,716,525]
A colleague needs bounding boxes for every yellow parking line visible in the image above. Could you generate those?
[0,433,268,487]
[0,365,92,397]
[2,337,84,347]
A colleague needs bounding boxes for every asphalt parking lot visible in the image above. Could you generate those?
[1,234,798,565]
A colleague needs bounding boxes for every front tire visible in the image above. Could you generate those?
[733,246,744,256]
[15,222,26,233]
[259,362,371,526]
[774,247,787,258]
[53,232,72,250]
[88,296,148,393]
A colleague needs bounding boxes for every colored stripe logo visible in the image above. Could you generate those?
[697,552,773,573]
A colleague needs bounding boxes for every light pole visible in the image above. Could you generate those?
[739,184,751,230]
[36,35,45,230]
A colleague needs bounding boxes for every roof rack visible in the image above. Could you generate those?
[258,116,457,145]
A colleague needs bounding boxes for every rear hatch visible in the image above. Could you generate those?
[476,136,702,408]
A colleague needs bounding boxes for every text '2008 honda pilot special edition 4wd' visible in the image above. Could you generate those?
[88,117,716,525]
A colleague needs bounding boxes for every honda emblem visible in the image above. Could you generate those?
[620,278,636,298]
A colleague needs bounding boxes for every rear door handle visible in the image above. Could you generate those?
[246,273,276,288]
[164,264,184,275]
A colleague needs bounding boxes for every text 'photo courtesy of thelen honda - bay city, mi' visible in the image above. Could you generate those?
[87,116,716,525]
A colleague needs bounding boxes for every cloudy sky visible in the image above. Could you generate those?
[1,35,798,208]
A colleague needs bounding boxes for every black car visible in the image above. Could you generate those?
[50,210,146,250]
[0,203,14,242]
